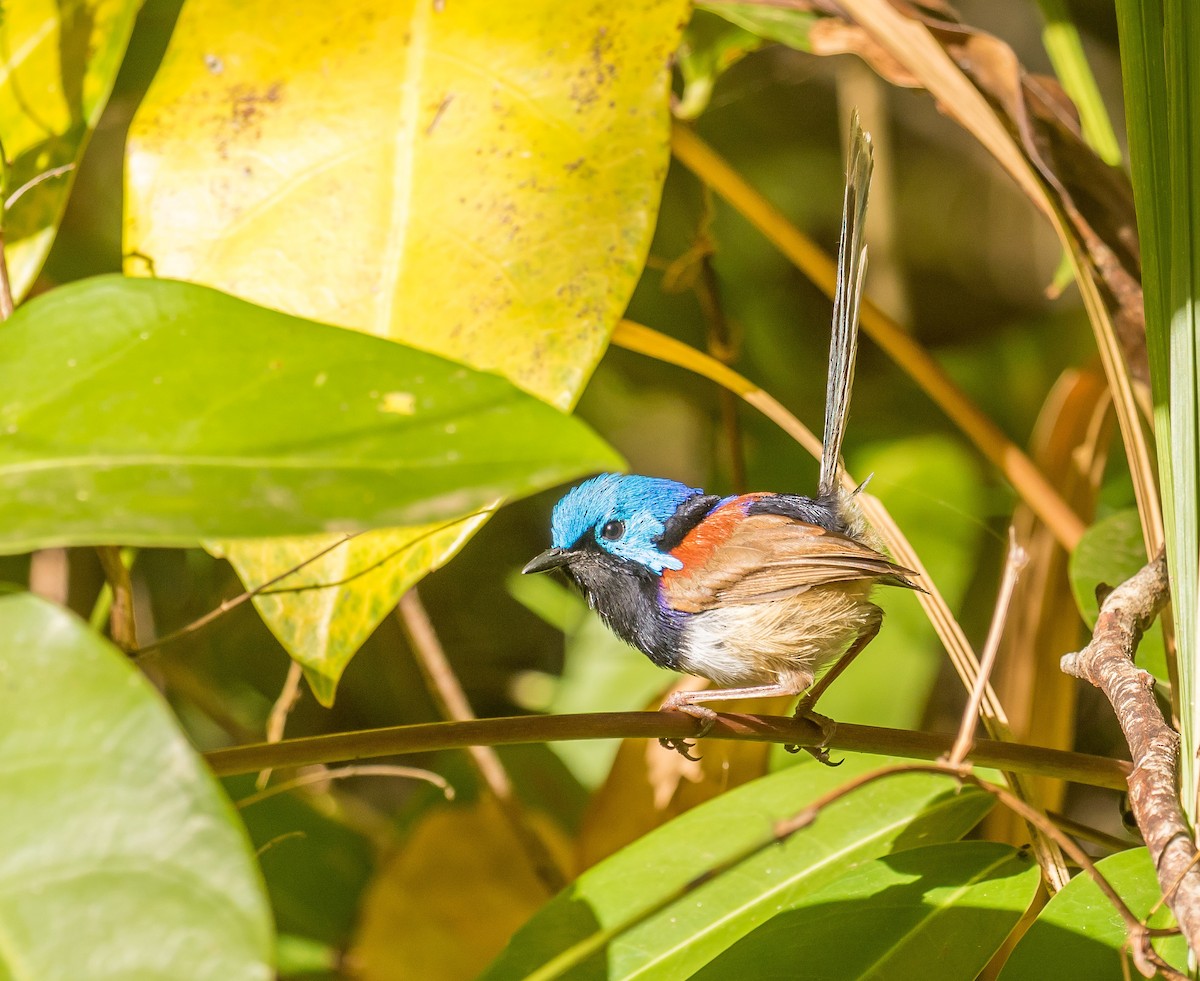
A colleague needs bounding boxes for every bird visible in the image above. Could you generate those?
[523,114,920,759]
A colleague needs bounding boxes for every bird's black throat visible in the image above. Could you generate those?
[557,541,685,671]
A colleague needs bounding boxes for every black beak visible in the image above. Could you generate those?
[522,548,572,575]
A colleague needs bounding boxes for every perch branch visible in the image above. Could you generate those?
[204,711,1130,790]
[1060,553,1198,953]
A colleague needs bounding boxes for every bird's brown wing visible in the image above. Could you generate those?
[661,513,918,614]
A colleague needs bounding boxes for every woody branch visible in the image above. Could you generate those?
[1060,553,1200,953]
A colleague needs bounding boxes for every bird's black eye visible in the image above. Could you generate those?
[600,519,625,542]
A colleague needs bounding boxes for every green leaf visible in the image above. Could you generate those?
[999,847,1188,979]
[1034,0,1122,165]
[210,520,489,704]
[1068,509,1167,678]
[696,1,818,51]
[0,0,141,300]
[693,842,1040,981]
[0,592,273,979]
[227,775,375,949]
[675,11,764,120]
[480,760,993,980]
[124,0,688,697]
[0,275,623,555]
[1069,510,1145,627]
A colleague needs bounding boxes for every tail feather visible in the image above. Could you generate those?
[819,112,874,500]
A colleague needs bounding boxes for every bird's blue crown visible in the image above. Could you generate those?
[550,473,703,574]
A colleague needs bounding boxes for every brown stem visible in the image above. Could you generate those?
[0,227,13,322]
[397,590,568,893]
[256,659,304,790]
[948,532,1027,767]
[237,763,453,809]
[203,711,1131,790]
[95,546,138,651]
[1060,553,1198,957]
[696,255,747,493]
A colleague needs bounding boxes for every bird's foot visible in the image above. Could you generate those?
[659,701,718,760]
[785,710,842,767]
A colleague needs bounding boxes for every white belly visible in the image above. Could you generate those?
[675,585,880,690]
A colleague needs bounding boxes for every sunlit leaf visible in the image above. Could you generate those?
[999,847,1188,979]
[1115,0,1200,819]
[697,1,818,50]
[0,0,140,299]
[212,519,486,704]
[124,0,688,697]
[0,592,273,980]
[694,842,1040,980]
[481,763,992,980]
[0,276,621,555]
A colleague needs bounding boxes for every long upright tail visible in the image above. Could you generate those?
[818,112,874,501]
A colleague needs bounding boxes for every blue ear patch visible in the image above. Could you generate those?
[549,473,703,574]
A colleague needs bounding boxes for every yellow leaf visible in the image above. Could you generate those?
[1,0,141,298]
[125,0,687,699]
[348,799,571,981]
[209,517,485,704]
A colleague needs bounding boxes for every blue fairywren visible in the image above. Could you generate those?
[523,115,919,757]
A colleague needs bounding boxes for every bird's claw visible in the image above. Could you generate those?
[805,744,843,767]
[659,736,702,760]
[785,711,842,766]
[659,703,718,759]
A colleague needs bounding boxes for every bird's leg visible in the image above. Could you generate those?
[794,606,883,718]
[788,607,883,765]
[659,682,804,759]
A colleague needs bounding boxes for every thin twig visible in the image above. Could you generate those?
[133,510,489,658]
[132,533,358,657]
[237,763,453,809]
[1045,808,1139,855]
[1061,552,1198,961]
[28,548,69,604]
[397,590,568,893]
[947,530,1028,767]
[0,227,13,321]
[256,660,304,790]
[5,162,75,210]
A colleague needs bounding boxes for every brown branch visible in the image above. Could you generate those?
[95,546,138,651]
[948,532,1027,767]
[1060,553,1197,953]
[203,711,1130,790]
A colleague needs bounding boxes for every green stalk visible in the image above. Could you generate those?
[1115,0,1200,819]
[1036,0,1122,165]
